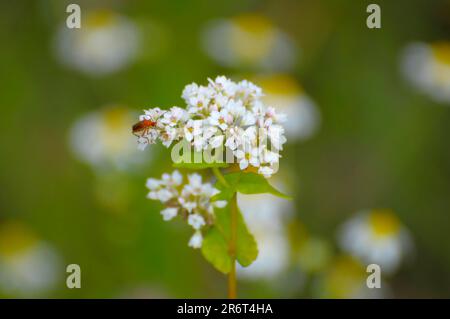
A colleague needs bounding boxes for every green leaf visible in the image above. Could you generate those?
[211,188,234,201]
[201,202,258,273]
[223,172,292,199]
[201,227,232,274]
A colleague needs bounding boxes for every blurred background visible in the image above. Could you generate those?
[0,0,449,298]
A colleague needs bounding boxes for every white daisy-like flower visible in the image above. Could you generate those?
[0,222,62,297]
[337,209,413,274]
[401,41,450,103]
[317,255,387,299]
[69,106,150,172]
[201,14,298,71]
[55,10,140,76]
[255,74,320,141]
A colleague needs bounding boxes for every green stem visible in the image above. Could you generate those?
[212,167,229,187]
[211,167,237,298]
[228,193,237,299]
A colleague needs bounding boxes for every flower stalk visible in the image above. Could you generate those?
[212,167,237,298]
[228,192,238,299]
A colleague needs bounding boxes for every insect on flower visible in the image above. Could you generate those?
[132,119,157,142]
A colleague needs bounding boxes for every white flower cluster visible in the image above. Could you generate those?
[137,76,287,177]
[146,170,227,249]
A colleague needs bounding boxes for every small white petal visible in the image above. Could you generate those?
[188,231,203,249]
[160,207,178,221]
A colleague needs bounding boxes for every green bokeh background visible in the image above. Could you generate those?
[0,0,449,298]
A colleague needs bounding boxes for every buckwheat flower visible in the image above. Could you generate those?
[337,209,413,274]
[141,107,164,122]
[401,41,450,103]
[184,119,203,142]
[224,126,244,151]
[182,83,200,102]
[188,214,206,230]
[135,76,287,178]
[160,126,178,147]
[188,231,203,249]
[160,107,188,127]
[162,170,183,187]
[261,148,280,166]
[209,135,225,148]
[258,166,274,178]
[267,124,287,150]
[145,171,226,249]
[160,207,178,221]
[184,173,204,195]
[234,145,260,170]
[146,171,181,202]
[146,178,161,190]
[55,10,140,76]
[209,109,233,130]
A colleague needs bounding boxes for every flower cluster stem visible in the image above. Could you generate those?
[212,167,229,187]
[228,192,237,299]
[212,167,237,299]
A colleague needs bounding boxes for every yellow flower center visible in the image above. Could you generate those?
[85,10,116,28]
[432,42,450,66]
[230,14,276,63]
[233,14,273,34]
[369,210,400,237]
[104,106,129,130]
[256,74,303,96]
[327,256,365,298]
[0,222,37,258]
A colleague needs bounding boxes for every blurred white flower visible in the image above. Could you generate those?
[255,74,320,141]
[69,106,150,172]
[202,14,298,71]
[337,209,413,274]
[401,41,450,103]
[236,180,294,280]
[297,236,332,274]
[0,222,62,297]
[316,255,387,299]
[55,10,140,76]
